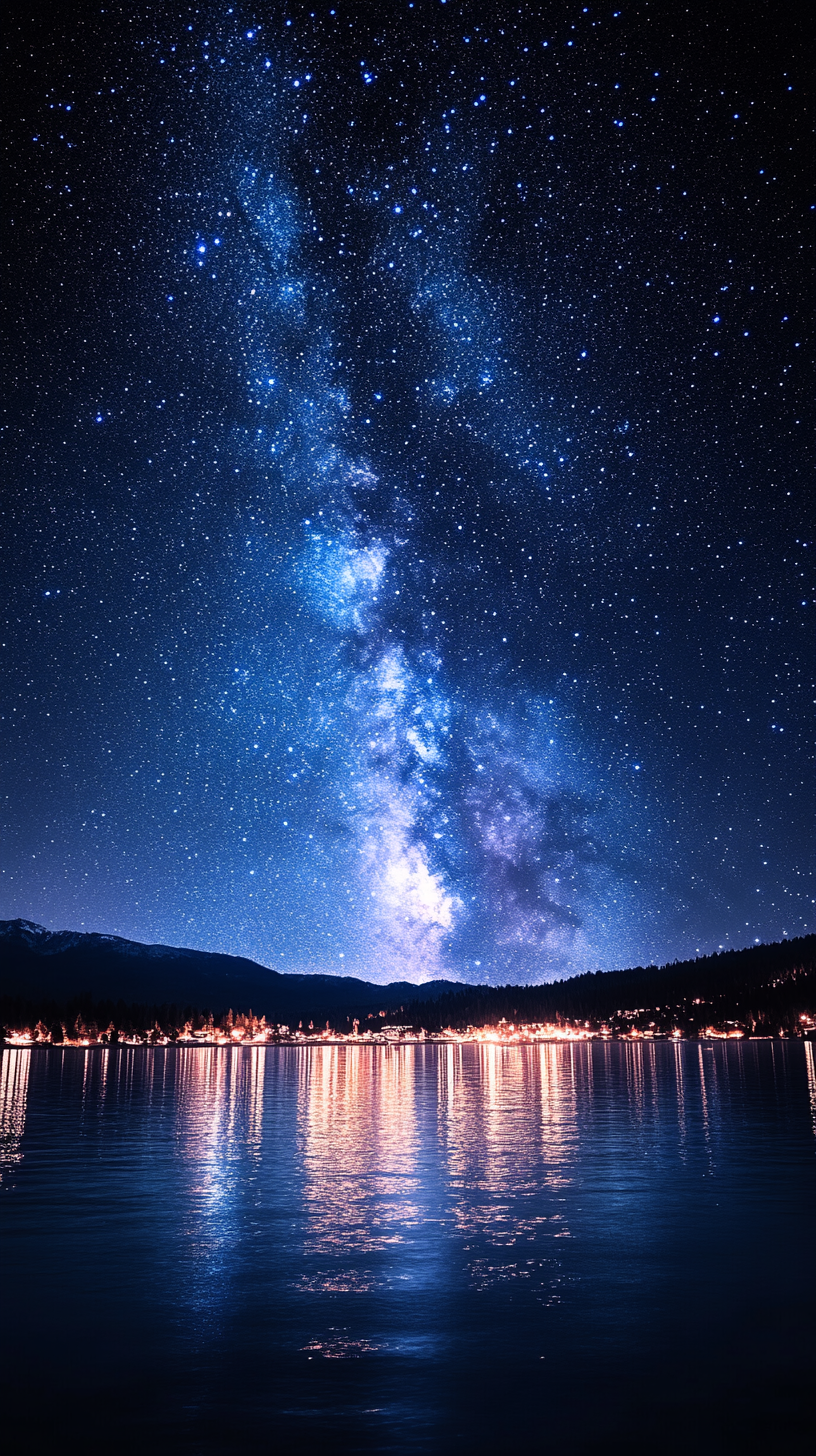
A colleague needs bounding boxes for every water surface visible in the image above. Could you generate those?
[2,1041,814,1453]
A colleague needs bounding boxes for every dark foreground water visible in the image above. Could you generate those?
[1,1041,813,1455]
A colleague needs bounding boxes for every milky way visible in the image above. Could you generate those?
[2,2,811,981]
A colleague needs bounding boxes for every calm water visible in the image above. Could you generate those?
[1,1041,814,1454]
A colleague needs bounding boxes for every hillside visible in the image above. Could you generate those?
[0,918,457,1029]
[401,936,816,1037]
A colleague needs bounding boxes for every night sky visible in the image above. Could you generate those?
[2,1,811,984]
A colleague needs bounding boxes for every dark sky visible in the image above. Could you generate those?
[1,0,812,983]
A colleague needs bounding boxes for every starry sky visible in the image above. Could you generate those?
[1,1,812,984]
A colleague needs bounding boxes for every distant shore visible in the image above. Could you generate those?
[4,932,814,1048]
[5,1026,811,1050]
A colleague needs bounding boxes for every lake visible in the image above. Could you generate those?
[1,1040,813,1454]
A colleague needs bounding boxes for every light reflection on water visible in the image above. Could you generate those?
[297,1044,426,1293]
[1,1040,813,1455]
[0,1047,29,1180]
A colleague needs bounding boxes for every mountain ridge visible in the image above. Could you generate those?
[0,918,462,1019]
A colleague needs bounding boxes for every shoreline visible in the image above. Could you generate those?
[4,1031,806,1050]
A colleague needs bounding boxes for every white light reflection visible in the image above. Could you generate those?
[296,1043,425,1294]
[0,1048,30,1181]
[805,1042,816,1147]
[442,1045,585,1292]
[673,1038,687,1149]
[170,1046,268,1318]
